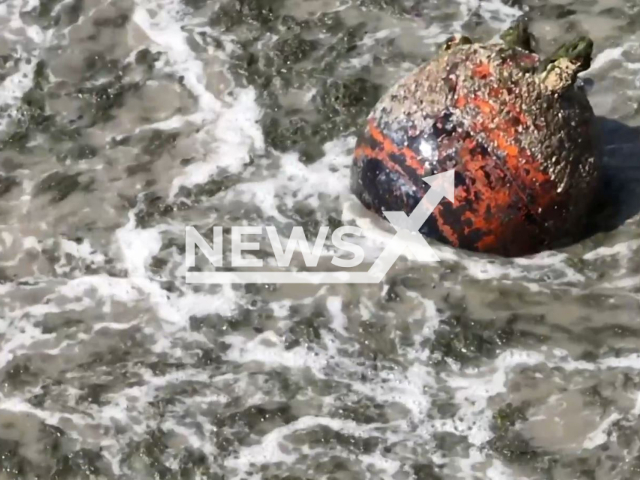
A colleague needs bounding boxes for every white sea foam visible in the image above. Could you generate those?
[131,1,221,114]
[457,0,522,30]
[590,45,627,72]
[0,0,47,134]
[168,87,265,197]
[2,0,640,478]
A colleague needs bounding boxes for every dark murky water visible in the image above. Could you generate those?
[1,0,640,478]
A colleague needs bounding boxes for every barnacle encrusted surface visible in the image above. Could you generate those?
[351,42,600,256]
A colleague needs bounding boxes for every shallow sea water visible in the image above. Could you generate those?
[1,0,640,478]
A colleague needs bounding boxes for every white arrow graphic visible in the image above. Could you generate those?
[367,170,456,280]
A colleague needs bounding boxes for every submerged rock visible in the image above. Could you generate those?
[351,23,601,257]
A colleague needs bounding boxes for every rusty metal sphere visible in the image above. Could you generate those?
[351,41,601,257]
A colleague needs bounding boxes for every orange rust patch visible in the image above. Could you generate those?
[488,86,503,98]
[457,137,511,249]
[471,97,497,115]
[473,62,492,79]
[449,91,557,252]
[357,120,461,246]
[463,94,549,191]
[455,96,467,108]
[432,206,459,247]
[354,143,407,178]
[366,120,426,176]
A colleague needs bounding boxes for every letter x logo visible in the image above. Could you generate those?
[367,170,455,279]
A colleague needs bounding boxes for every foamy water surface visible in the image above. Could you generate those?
[1,0,640,478]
